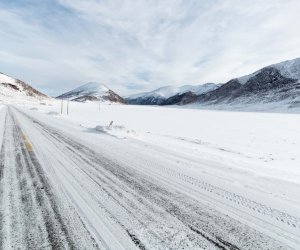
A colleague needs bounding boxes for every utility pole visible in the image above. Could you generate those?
[61,99,63,115]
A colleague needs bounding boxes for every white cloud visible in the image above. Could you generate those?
[0,0,300,96]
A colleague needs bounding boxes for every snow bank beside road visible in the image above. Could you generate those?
[0,105,6,148]
[95,124,137,139]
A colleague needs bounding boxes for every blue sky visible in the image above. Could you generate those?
[1,0,300,96]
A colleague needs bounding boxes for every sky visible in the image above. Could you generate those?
[0,0,300,96]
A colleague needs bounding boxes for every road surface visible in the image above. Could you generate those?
[0,106,299,249]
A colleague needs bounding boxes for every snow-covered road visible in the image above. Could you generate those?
[0,107,99,249]
[0,105,299,249]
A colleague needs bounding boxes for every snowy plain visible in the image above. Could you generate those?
[1,101,300,249]
[29,101,300,183]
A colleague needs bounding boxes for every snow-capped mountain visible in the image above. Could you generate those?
[57,82,125,103]
[126,83,220,105]
[0,72,48,103]
[191,57,300,108]
[153,57,300,110]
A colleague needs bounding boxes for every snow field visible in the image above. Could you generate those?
[27,101,300,181]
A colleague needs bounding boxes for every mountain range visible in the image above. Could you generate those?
[126,57,300,109]
[125,83,220,105]
[1,57,300,110]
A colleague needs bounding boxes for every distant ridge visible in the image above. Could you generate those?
[126,57,300,110]
[126,83,220,105]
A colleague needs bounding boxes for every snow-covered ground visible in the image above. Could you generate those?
[28,101,300,181]
[185,95,300,113]
[1,101,300,249]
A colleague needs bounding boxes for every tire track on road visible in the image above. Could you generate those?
[155,166,300,229]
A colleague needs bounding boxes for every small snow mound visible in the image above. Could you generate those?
[95,125,106,133]
[110,125,126,131]
[94,124,137,138]
[47,111,59,116]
